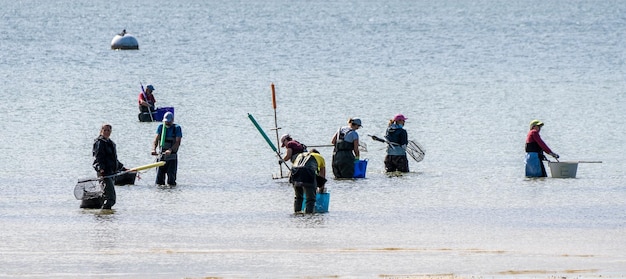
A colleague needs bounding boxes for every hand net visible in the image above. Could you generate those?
[74,178,104,200]
[406,140,426,162]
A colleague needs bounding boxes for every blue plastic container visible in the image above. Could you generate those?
[353,159,368,178]
[153,107,175,121]
[302,192,330,213]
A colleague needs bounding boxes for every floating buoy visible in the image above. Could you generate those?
[110,29,139,50]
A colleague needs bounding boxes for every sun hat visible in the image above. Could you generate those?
[164,111,174,123]
[529,119,543,128]
[146,85,155,91]
[393,114,408,121]
[350,118,362,127]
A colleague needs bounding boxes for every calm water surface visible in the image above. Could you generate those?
[1,0,625,278]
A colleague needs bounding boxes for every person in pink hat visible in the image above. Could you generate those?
[384,114,410,172]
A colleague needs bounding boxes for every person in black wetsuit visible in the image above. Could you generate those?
[83,124,126,209]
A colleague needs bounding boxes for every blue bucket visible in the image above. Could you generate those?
[302,192,330,213]
[353,159,368,178]
[153,107,175,121]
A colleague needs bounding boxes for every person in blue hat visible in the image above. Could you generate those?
[151,112,183,186]
[330,117,362,178]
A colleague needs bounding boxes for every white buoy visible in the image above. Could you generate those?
[111,30,139,50]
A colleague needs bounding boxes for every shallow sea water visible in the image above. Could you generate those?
[0,0,625,278]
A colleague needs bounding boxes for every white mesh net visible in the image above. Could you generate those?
[406,140,425,162]
[74,178,104,200]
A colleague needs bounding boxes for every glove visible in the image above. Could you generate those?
[550,152,559,159]
[278,159,285,165]
[370,135,384,142]
[354,156,360,163]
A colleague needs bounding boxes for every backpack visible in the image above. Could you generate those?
[288,153,317,184]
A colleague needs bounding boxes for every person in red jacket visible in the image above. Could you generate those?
[138,84,156,113]
[525,119,559,177]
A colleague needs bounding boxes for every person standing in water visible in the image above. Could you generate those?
[330,117,362,178]
[384,114,410,173]
[289,149,326,213]
[279,134,307,164]
[89,124,126,209]
[151,112,183,186]
[138,84,157,122]
[525,119,559,177]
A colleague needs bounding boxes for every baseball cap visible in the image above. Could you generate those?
[146,85,155,91]
[351,118,362,127]
[393,114,408,121]
[529,119,543,128]
[164,111,174,123]
[280,134,290,147]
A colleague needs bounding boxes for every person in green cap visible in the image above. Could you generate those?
[525,119,559,177]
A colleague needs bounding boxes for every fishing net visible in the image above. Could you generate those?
[406,140,426,162]
[74,178,104,200]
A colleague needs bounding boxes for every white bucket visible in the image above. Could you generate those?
[548,162,578,178]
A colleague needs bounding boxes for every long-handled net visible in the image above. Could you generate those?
[73,172,138,200]
[368,135,425,163]
[74,161,165,200]
[303,141,368,152]
[74,177,105,200]
[406,140,425,162]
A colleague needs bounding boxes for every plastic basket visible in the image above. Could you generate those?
[114,172,137,185]
[353,159,368,178]
[302,192,330,213]
[548,162,578,178]
[153,107,175,121]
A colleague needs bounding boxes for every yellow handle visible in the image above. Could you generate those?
[130,161,165,172]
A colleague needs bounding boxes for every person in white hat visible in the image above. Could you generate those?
[151,112,183,185]
[279,134,307,164]
[330,117,362,178]
[525,119,559,177]
[384,114,410,173]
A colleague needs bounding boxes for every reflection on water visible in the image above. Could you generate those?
[290,212,329,228]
